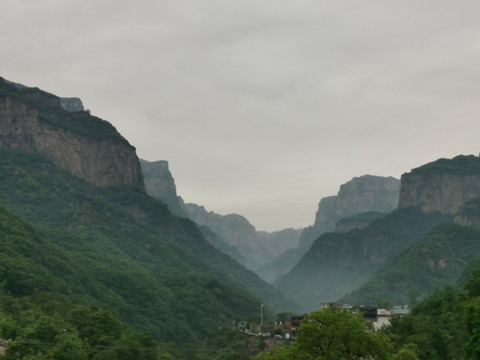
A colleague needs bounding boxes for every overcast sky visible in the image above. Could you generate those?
[2,1,480,231]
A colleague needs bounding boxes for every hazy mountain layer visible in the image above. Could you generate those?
[276,207,451,312]
[261,175,400,284]
[282,155,480,311]
[340,222,480,305]
[299,175,401,251]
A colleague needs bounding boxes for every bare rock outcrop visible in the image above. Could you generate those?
[140,159,186,216]
[398,155,480,215]
[299,175,400,250]
[0,78,145,190]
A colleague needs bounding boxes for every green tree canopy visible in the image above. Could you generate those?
[256,307,391,360]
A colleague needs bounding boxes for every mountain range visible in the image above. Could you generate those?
[0,77,296,345]
[3,76,480,353]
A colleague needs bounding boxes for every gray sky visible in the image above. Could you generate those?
[2,1,480,231]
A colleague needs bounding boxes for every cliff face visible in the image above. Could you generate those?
[299,175,400,250]
[399,173,480,214]
[140,159,186,216]
[0,80,145,190]
[398,155,480,215]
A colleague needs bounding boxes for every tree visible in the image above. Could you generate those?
[294,307,391,360]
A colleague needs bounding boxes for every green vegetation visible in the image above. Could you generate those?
[0,301,158,360]
[340,223,480,306]
[384,268,480,360]
[0,149,294,350]
[456,198,480,219]
[277,207,452,311]
[257,267,480,359]
[337,211,385,223]
[256,307,391,359]
[410,155,480,176]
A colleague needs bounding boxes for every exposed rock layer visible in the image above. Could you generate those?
[399,173,480,214]
[0,82,145,190]
[299,175,400,250]
[140,159,186,216]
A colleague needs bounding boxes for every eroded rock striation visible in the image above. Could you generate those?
[0,78,145,190]
[398,155,480,215]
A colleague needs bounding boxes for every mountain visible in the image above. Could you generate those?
[338,156,480,305]
[281,154,480,311]
[0,77,297,344]
[398,155,480,213]
[140,163,302,272]
[339,222,480,306]
[259,175,400,285]
[0,79,144,189]
[299,175,401,251]
[139,159,187,217]
[276,207,451,312]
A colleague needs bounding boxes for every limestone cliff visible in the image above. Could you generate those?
[139,159,186,216]
[0,78,145,190]
[260,175,400,285]
[299,175,400,250]
[398,155,480,215]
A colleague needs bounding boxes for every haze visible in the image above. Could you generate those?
[2,0,480,231]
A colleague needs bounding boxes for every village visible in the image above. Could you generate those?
[233,303,411,341]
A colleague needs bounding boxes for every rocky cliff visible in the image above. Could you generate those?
[398,155,480,215]
[0,78,145,190]
[258,175,400,284]
[299,175,400,250]
[139,159,186,216]
[277,207,451,311]
[180,203,264,270]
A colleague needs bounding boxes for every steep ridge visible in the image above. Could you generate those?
[299,175,401,251]
[180,203,265,269]
[398,155,480,213]
[283,154,480,311]
[337,155,480,305]
[140,159,186,217]
[260,175,400,284]
[0,77,145,190]
[140,162,302,272]
[0,77,298,343]
[181,202,302,271]
[339,222,480,305]
[276,207,451,312]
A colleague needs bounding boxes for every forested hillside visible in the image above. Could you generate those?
[277,207,452,311]
[0,76,305,356]
[340,222,480,305]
